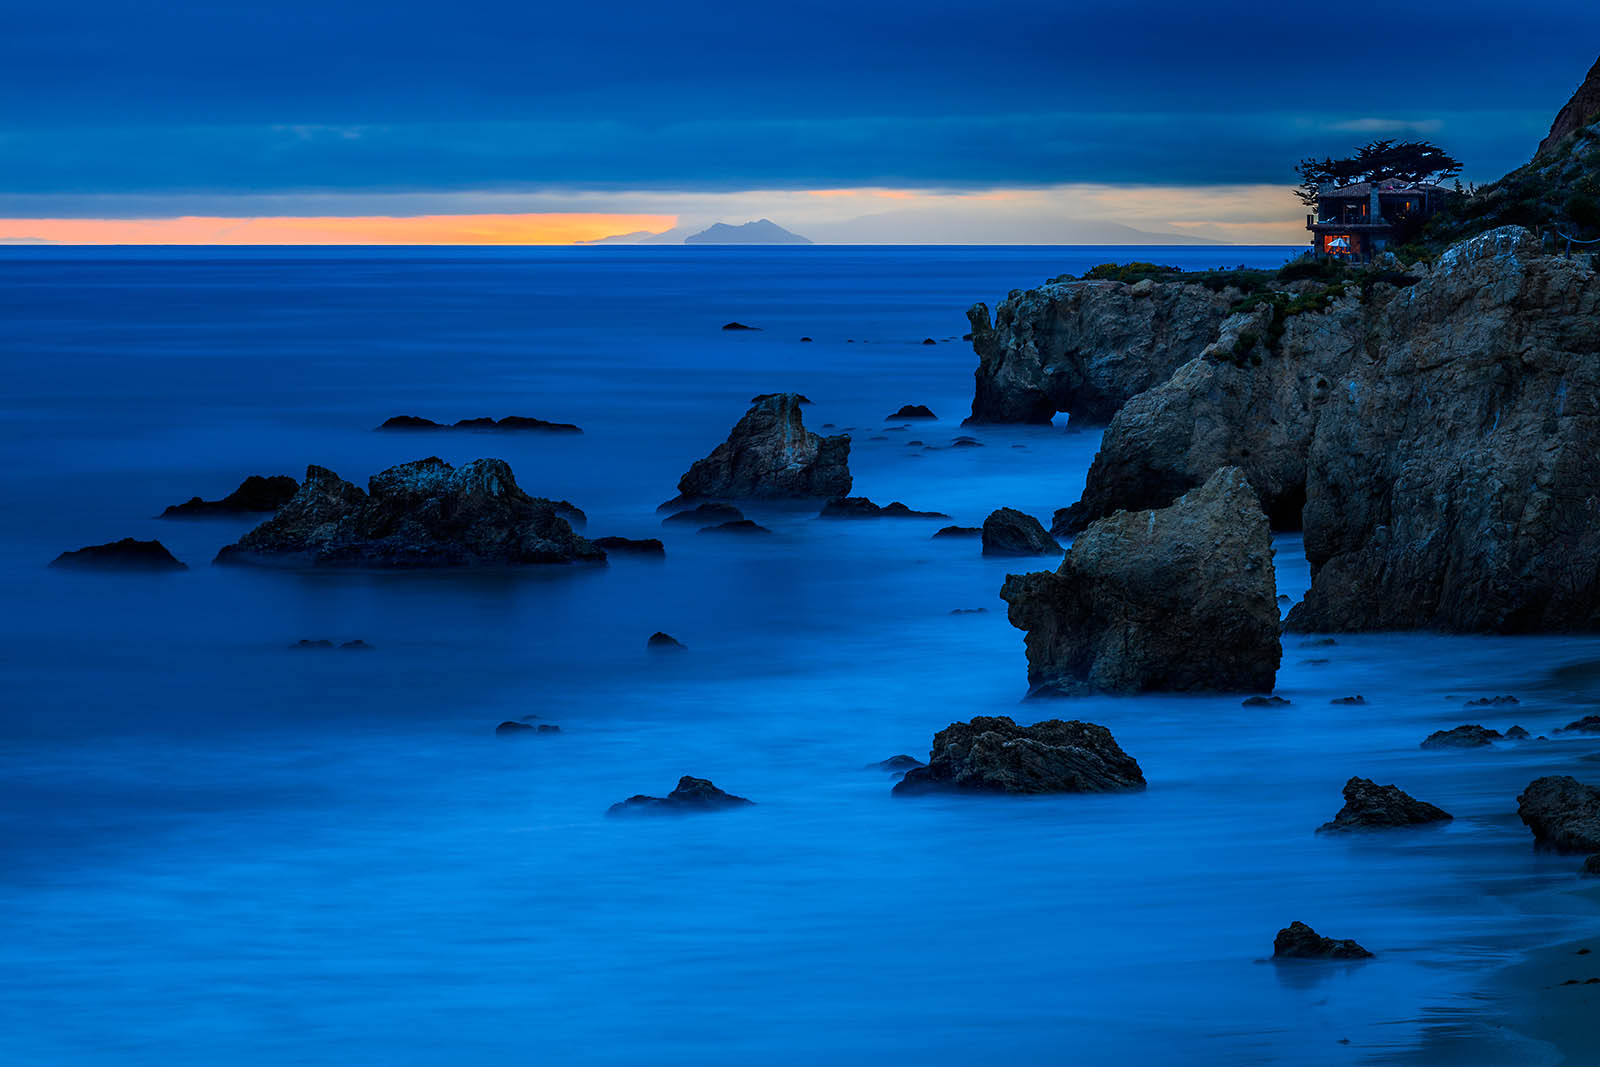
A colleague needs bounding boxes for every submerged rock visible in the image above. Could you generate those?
[607,776,754,816]
[1000,468,1280,696]
[868,755,925,773]
[980,508,1060,557]
[662,502,745,526]
[1518,775,1600,853]
[893,716,1145,795]
[1331,695,1368,706]
[161,474,300,517]
[214,458,603,568]
[378,414,582,433]
[1272,921,1373,960]
[1316,777,1452,833]
[699,519,772,535]
[1421,724,1502,749]
[1506,725,1532,740]
[932,525,983,539]
[721,322,760,331]
[593,536,666,556]
[668,393,850,503]
[1466,695,1520,707]
[51,538,187,572]
[647,631,687,651]
[889,404,937,420]
[1242,695,1291,707]
[1561,715,1600,734]
[819,497,949,519]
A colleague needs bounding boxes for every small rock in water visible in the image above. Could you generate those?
[1272,921,1373,960]
[340,640,373,650]
[1242,695,1291,707]
[888,404,937,420]
[818,497,948,519]
[1331,695,1368,706]
[1316,776,1452,833]
[981,508,1061,557]
[867,755,924,773]
[495,720,535,736]
[921,338,936,345]
[1506,725,1532,740]
[699,519,772,535]
[1302,658,1331,666]
[949,607,988,615]
[1561,715,1600,733]
[932,525,983,539]
[721,321,760,331]
[1517,776,1600,853]
[291,639,335,649]
[593,536,666,556]
[161,474,300,517]
[607,776,754,816]
[1466,695,1520,707]
[800,337,813,343]
[647,632,687,651]
[949,437,984,448]
[51,538,187,572]
[662,502,745,526]
[893,716,1145,795]
[1421,724,1502,749]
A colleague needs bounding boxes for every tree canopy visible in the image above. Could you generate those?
[1294,140,1463,206]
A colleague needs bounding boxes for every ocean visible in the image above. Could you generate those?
[2,245,1597,1065]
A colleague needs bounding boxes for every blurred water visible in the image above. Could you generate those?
[2,245,1598,1066]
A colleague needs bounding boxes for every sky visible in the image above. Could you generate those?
[5,1,1599,244]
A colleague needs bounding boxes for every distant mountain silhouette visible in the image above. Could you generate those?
[684,219,812,244]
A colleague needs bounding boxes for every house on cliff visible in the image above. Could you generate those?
[1307,180,1445,260]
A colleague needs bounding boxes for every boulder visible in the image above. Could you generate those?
[1242,695,1291,707]
[662,502,745,526]
[647,631,686,651]
[1561,715,1600,733]
[593,536,666,556]
[932,525,983,539]
[1506,725,1532,740]
[1316,776,1452,833]
[1517,775,1600,852]
[161,474,299,517]
[1421,724,1502,749]
[819,497,949,519]
[889,404,937,420]
[867,755,925,773]
[721,322,760,331]
[980,508,1060,557]
[699,520,772,535]
[892,716,1145,795]
[214,458,603,568]
[607,776,754,816]
[50,538,187,572]
[965,279,1234,425]
[668,393,850,503]
[1272,921,1373,960]
[1000,468,1280,696]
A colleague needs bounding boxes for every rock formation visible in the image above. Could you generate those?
[50,538,187,572]
[889,404,936,420]
[214,458,603,568]
[378,414,582,433]
[892,716,1145,795]
[1537,53,1600,157]
[980,508,1060,557]
[1000,468,1280,696]
[1421,724,1503,749]
[1316,777,1452,833]
[662,502,745,526]
[819,497,948,519]
[1272,922,1373,960]
[932,525,982,539]
[161,475,299,517]
[868,755,924,773]
[965,279,1234,425]
[647,631,686,651]
[1517,776,1600,853]
[593,536,665,556]
[667,393,850,504]
[698,519,771,535]
[607,776,754,816]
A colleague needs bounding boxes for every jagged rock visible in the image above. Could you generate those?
[867,755,924,773]
[1272,922,1373,960]
[662,502,745,526]
[593,536,665,556]
[1000,468,1280,696]
[1517,776,1600,852]
[647,631,686,651]
[819,497,948,519]
[1561,715,1600,733]
[1421,724,1502,749]
[1243,695,1291,707]
[1466,695,1520,707]
[965,280,1233,425]
[51,538,187,572]
[607,776,754,816]
[1332,695,1368,706]
[889,404,937,419]
[892,716,1145,795]
[699,519,771,535]
[667,393,850,503]
[214,458,603,568]
[981,508,1060,557]
[378,414,581,433]
[161,475,299,517]
[1317,776,1452,833]
[1538,54,1600,157]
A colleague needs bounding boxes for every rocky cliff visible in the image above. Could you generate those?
[1538,53,1600,158]
[965,279,1234,425]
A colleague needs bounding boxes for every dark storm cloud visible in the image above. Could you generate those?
[3,0,1597,196]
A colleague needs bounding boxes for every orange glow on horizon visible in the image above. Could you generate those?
[0,213,679,246]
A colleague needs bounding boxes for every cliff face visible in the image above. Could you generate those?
[1538,54,1600,158]
[966,280,1233,425]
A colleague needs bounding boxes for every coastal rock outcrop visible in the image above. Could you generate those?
[51,538,187,572]
[666,393,850,504]
[1316,777,1452,833]
[1537,53,1600,157]
[607,776,754,816]
[1000,468,1280,696]
[161,475,299,517]
[214,458,603,568]
[980,508,1060,557]
[1272,922,1373,960]
[892,716,1145,795]
[1421,724,1503,749]
[965,279,1234,425]
[1517,776,1600,853]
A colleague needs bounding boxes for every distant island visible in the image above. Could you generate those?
[683,219,812,244]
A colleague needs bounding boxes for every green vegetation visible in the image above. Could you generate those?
[1294,139,1463,208]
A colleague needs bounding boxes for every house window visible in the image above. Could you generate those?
[1323,234,1353,254]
